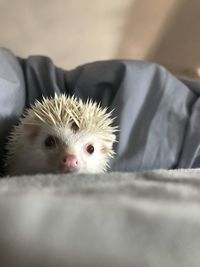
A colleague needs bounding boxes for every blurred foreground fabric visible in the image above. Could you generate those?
[1,169,200,267]
[1,48,200,266]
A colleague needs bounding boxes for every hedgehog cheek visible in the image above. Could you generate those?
[101,136,115,154]
[23,124,40,139]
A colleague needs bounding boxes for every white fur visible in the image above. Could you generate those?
[6,95,117,175]
[7,124,114,175]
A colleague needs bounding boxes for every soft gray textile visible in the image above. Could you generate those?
[0,48,25,171]
[1,169,200,267]
[1,47,200,174]
[1,48,200,267]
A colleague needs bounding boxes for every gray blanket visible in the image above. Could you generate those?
[1,169,200,267]
[1,48,200,266]
[1,47,200,174]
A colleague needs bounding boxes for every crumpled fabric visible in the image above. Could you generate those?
[1,47,200,174]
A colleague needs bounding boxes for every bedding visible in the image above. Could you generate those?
[1,48,200,266]
[0,169,200,267]
[1,47,200,175]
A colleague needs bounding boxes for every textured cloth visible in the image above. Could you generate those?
[1,48,200,174]
[1,48,200,267]
[0,169,200,267]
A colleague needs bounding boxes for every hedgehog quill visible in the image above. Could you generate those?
[5,94,117,175]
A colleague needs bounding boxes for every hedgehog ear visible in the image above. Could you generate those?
[101,135,116,153]
[23,124,40,138]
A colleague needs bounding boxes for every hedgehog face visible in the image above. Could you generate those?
[6,123,115,175]
[6,94,117,175]
[34,124,115,174]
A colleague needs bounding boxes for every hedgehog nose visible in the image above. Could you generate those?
[61,154,79,172]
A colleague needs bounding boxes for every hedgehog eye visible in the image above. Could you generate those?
[86,144,94,154]
[44,135,58,148]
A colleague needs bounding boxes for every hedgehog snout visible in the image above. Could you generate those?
[60,154,80,172]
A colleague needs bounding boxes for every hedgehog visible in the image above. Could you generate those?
[5,94,117,175]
